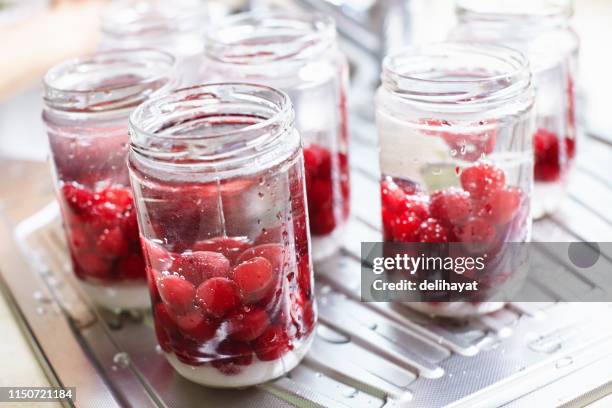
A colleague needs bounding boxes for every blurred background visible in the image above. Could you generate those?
[1,0,611,163]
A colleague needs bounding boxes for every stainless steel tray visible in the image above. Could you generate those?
[2,118,612,407]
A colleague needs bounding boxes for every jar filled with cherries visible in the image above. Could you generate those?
[43,49,176,310]
[128,83,316,387]
[376,44,535,317]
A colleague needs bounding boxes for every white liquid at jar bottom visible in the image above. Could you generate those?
[165,333,313,388]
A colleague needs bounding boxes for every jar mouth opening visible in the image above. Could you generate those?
[101,0,207,38]
[205,11,335,64]
[43,49,176,113]
[456,0,573,23]
[381,43,531,108]
[129,83,294,166]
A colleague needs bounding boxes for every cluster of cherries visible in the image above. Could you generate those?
[381,162,524,246]
[303,144,350,236]
[145,234,314,375]
[60,181,145,283]
[533,128,576,182]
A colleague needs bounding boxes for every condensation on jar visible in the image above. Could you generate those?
[450,0,579,218]
[100,0,208,85]
[42,49,176,310]
[376,43,535,317]
[128,83,316,387]
[201,11,351,262]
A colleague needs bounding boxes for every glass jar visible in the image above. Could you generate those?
[376,44,535,317]
[43,49,176,310]
[450,0,579,218]
[201,11,351,262]
[128,83,316,387]
[100,0,207,85]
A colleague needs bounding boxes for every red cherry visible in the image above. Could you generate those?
[176,311,218,342]
[303,144,332,178]
[232,257,274,304]
[96,226,129,258]
[236,244,285,273]
[211,340,253,375]
[481,187,522,225]
[429,188,472,225]
[391,213,422,242]
[196,277,240,318]
[405,197,430,220]
[227,307,270,341]
[381,180,407,213]
[456,217,496,244]
[77,252,111,278]
[90,202,121,229]
[418,218,449,243]
[310,208,336,235]
[116,253,145,280]
[533,128,562,182]
[171,251,231,286]
[98,186,133,210]
[193,236,251,265]
[158,275,195,314]
[61,182,94,215]
[253,325,291,361]
[460,162,506,199]
[69,226,89,250]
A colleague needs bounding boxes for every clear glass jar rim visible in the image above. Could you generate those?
[456,0,573,22]
[101,0,207,38]
[129,83,295,167]
[43,48,176,113]
[205,10,336,64]
[381,43,532,108]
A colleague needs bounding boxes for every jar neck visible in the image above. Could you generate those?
[456,0,572,31]
[43,49,176,117]
[129,83,298,176]
[205,11,336,66]
[101,0,207,44]
[381,43,533,113]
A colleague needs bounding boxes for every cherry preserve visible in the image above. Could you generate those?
[43,49,176,310]
[128,84,316,387]
[376,44,535,317]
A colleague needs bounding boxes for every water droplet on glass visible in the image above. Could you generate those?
[450,149,457,157]
[36,306,46,315]
[432,168,442,176]
[315,372,323,378]
[155,345,163,354]
[112,352,130,369]
[258,192,264,199]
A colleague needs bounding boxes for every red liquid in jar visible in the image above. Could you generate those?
[140,163,315,374]
[303,144,350,236]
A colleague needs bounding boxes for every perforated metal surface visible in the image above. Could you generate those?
[2,118,612,407]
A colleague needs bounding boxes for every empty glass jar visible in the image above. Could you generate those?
[100,0,207,85]
[201,11,351,262]
[128,83,316,387]
[376,43,535,317]
[43,49,176,310]
[450,0,579,218]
